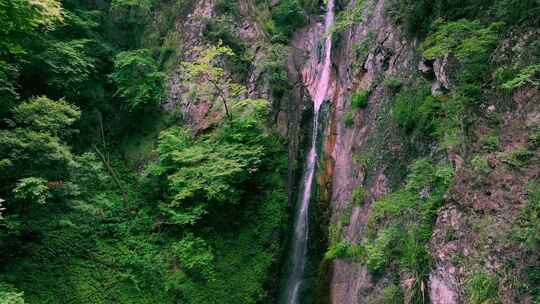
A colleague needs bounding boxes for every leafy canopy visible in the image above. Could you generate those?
[0,96,80,182]
[420,19,502,61]
[149,100,272,227]
[13,177,48,205]
[110,48,166,110]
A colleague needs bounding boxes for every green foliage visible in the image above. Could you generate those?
[471,155,491,173]
[215,0,239,16]
[365,227,399,275]
[351,90,369,109]
[0,283,25,304]
[328,223,343,246]
[38,39,95,93]
[381,283,403,304]
[466,273,499,304]
[0,97,79,182]
[179,43,243,120]
[480,134,500,152]
[270,0,306,41]
[343,111,355,127]
[11,96,80,136]
[517,181,540,251]
[324,241,364,261]
[13,177,48,205]
[530,126,540,148]
[109,0,154,48]
[393,82,441,136]
[0,0,63,58]
[204,22,250,79]
[421,19,501,61]
[0,0,292,303]
[385,0,437,36]
[501,64,540,91]
[258,43,290,98]
[111,49,166,110]
[352,31,376,69]
[150,101,273,228]
[353,151,375,169]
[173,234,215,281]
[494,0,540,25]
[383,76,403,93]
[385,0,537,36]
[331,0,365,34]
[0,61,19,107]
[365,159,453,289]
[502,147,534,168]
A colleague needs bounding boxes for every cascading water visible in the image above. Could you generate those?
[282,1,334,303]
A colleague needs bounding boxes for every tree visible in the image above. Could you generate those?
[37,39,95,94]
[110,48,165,110]
[0,96,80,184]
[13,177,48,205]
[0,0,64,117]
[0,0,63,58]
[11,96,80,136]
[179,42,246,121]
[148,100,271,227]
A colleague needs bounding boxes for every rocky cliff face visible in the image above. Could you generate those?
[167,1,540,303]
[286,0,539,303]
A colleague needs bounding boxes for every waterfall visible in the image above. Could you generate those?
[283,1,334,303]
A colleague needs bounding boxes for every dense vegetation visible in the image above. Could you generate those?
[0,0,303,303]
[1,0,539,303]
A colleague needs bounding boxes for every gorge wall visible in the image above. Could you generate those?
[168,0,540,303]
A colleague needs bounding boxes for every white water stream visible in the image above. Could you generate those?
[283,1,334,303]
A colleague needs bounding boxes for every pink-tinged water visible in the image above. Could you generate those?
[283,1,334,303]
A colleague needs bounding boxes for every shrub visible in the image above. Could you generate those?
[501,64,540,91]
[13,177,49,205]
[480,134,500,152]
[328,223,343,246]
[352,30,376,67]
[172,234,216,281]
[494,0,540,26]
[518,181,540,251]
[365,227,399,275]
[331,0,366,34]
[343,111,355,127]
[215,0,239,16]
[420,19,501,62]
[503,147,534,168]
[365,159,453,281]
[382,284,403,304]
[471,155,491,173]
[324,241,364,261]
[466,273,499,304]
[351,90,369,109]
[271,0,306,40]
[393,82,441,137]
